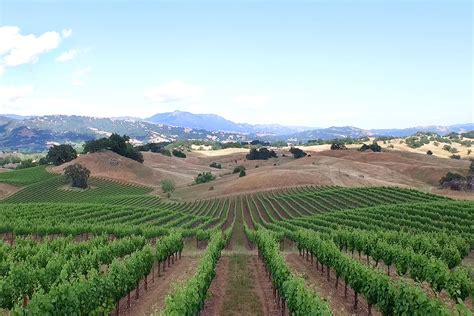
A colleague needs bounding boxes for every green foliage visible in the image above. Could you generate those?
[443,144,452,151]
[135,142,171,153]
[289,147,307,159]
[426,150,433,155]
[0,155,21,166]
[461,131,474,138]
[233,165,246,174]
[359,141,382,152]
[250,229,332,315]
[239,169,246,177]
[450,154,461,160]
[15,159,38,170]
[405,135,430,148]
[64,163,91,189]
[161,179,175,193]
[46,144,77,166]
[195,172,215,184]
[0,166,55,186]
[83,134,143,163]
[246,147,277,160]
[160,149,171,156]
[164,231,226,315]
[209,162,222,169]
[172,149,186,158]
[439,172,465,185]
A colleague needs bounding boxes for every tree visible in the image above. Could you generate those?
[64,163,90,189]
[239,169,246,177]
[289,147,307,159]
[46,144,78,166]
[359,141,382,152]
[172,149,186,158]
[469,160,474,174]
[426,150,433,155]
[246,148,277,160]
[330,143,347,150]
[161,179,175,193]
[83,134,143,163]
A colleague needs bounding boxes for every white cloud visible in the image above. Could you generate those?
[71,66,92,87]
[56,49,78,63]
[0,65,4,77]
[234,95,271,109]
[144,80,203,103]
[0,25,71,73]
[0,85,35,105]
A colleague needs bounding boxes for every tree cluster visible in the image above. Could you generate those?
[46,144,78,166]
[246,148,277,160]
[330,143,347,150]
[289,147,307,159]
[359,142,382,152]
[135,142,171,153]
[83,134,143,163]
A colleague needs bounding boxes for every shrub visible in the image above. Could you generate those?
[209,162,222,169]
[239,169,246,177]
[449,147,459,154]
[47,144,78,166]
[330,143,347,150]
[161,179,175,193]
[439,172,465,190]
[450,154,461,160]
[442,144,451,151]
[426,150,433,155]
[172,149,186,158]
[160,149,171,157]
[233,165,246,174]
[468,149,472,155]
[195,172,215,184]
[64,163,90,189]
[246,148,277,160]
[470,160,474,173]
[359,142,382,152]
[15,159,38,170]
[289,147,307,159]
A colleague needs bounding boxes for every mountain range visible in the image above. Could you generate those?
[0,111,472,152]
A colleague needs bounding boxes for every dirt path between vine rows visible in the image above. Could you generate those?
[202,253,280,316]
[113,254,198,316]
[285,253,379,316]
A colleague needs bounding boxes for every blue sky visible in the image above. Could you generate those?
[0,0,472,128]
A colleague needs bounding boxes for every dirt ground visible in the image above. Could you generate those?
[112,254,198,316]
[0,183,20,199]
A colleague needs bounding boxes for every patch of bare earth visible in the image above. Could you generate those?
[285,253,378,316]
[111,254,198,316]
[0,183,20,200]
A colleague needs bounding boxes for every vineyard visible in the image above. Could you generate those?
[0,167,473,315]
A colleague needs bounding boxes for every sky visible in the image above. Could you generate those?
[0,0,472,129]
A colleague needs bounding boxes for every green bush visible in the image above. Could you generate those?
[233,165,246,174]
[195,172,215,184]
[172,149,186,158]
[239,170,246,177]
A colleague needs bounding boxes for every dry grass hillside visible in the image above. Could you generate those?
[48,147,472,201]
